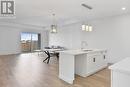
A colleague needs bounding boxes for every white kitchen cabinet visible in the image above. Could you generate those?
[86,54,97,76]
[86,51,108,76]
[59,49,108,84]
[75,51,108,77]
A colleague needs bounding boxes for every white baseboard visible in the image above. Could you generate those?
[84,65,108,77]
[0,52,21,56]
[59,74,74,84]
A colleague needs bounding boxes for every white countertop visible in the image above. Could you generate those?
[109,57,130,74]
[59,49,106,55]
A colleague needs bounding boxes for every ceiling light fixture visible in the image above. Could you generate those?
[51,14,58,33]
[82,24,86,31]
[88,25,93,32]
[82,24,93,32]
[86,25,89,31]
[122,7,126,10]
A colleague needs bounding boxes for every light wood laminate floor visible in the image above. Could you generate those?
[0,53,111,87]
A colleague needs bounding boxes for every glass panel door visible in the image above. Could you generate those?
[21,32,41,53]
[21,32,31,52]
[31,33,38,52]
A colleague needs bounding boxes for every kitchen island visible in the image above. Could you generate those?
[59,49,108,84]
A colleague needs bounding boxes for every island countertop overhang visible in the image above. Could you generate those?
[58,49,107,55]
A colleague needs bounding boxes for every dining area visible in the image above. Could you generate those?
[34,46,65,64]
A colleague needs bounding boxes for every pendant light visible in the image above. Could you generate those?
[81,24,93,32]
[82,24,86,31]
[88,25,93,32]
[86,25,89,31]
[51,14,57,33]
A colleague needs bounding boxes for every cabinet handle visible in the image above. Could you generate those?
[93,58,96,62]
[104,55,106,59]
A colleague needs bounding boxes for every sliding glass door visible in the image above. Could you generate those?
[21,32,41,52]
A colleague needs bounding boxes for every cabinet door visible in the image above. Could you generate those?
[96,53,107,70]
[86,54,97,75]
[102,54,107,66]
[94,54,103,70]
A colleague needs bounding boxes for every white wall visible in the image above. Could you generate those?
[49,23,81,49]
[49,14,130,63]
[0,23,49,55]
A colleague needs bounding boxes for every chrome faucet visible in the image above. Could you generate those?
[81,41,88,50]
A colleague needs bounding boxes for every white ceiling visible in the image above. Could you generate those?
[1,0,130,28]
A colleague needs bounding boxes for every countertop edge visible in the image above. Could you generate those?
[109,57,130,75]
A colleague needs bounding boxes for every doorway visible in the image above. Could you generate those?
[21,32,41,53]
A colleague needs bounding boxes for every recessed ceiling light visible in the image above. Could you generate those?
[122,7,126,10]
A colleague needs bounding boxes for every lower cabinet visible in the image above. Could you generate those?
[75,51,108,77]
[86,51,108,76]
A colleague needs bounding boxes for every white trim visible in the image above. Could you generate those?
[84,65,108,77]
